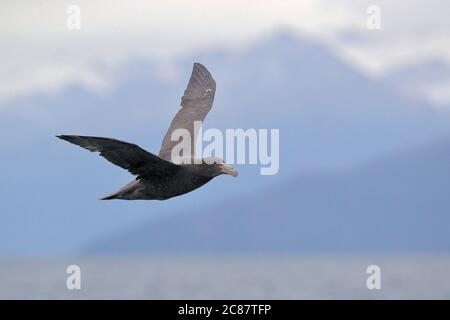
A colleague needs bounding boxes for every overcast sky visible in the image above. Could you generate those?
[1,0,449,105]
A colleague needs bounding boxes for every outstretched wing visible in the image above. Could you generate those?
[159,63,216,161]
[57,135,180,178]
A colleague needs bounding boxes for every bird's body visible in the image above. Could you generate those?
[100,164,214,200]
[57,63,238,200]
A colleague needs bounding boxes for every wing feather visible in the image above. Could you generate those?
[159,63,216,161]
[57,135,179,178]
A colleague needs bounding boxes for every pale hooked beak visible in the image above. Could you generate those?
[220,164,239,177]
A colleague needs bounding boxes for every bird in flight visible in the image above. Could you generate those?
[57,63,238,200]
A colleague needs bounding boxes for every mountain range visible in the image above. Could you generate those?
[1,30,449,255]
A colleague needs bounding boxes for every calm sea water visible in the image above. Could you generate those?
[0,256,449,299]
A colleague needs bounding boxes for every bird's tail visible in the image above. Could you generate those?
[100,180,138,200]
[99,191,119,200]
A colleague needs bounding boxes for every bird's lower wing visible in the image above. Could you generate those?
[57,135,180,178]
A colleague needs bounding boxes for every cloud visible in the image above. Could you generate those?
[0,58,111,104]
[0,0,449,106]
[427,81,450,107]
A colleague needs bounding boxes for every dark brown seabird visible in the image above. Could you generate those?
[57,63,238,200]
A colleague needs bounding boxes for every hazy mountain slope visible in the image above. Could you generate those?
[88,138,450,254]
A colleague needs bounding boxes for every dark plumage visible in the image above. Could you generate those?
[57,63,238,200]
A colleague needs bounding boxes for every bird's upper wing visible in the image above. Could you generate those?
[159,63,216,161]
[57,135,180,178]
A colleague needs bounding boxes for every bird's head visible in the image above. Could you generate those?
[199,157,239,177]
